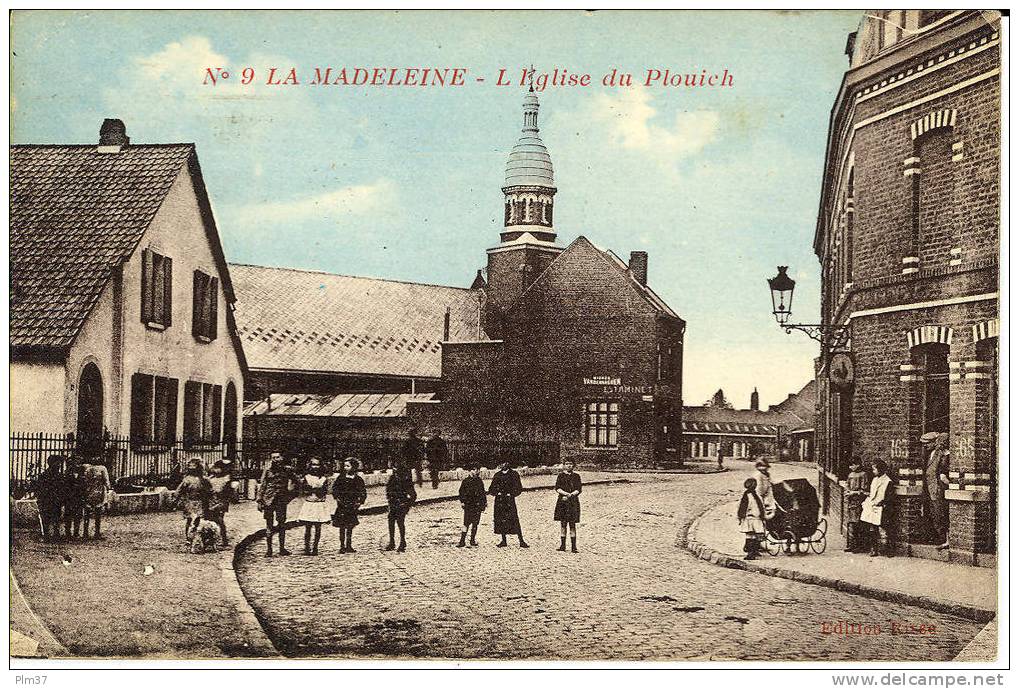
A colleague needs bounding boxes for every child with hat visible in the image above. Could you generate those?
[456,464,487,548]
[737,477,766,560]
[845,457,870,553]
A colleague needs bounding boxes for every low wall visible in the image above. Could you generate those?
[11,488,176,527]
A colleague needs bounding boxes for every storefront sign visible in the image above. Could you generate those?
[583,376,621,386]
[603,384,654,396]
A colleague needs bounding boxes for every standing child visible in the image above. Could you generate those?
[176,461,210,542]
[82,460,112,540]
[737,477,766,560]
[63,462,87,540]
[553,460,582,553]
[36,455,66,542]
[331,457,367,553]
[298,458,331,555]
[385,461,417,552]
[488,461,528,548]
[206,460,235,548]
[845,458,870,553]
[457,464,487,547]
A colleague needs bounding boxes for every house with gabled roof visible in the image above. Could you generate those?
[10,120,247,454]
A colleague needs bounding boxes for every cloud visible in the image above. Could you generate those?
[227,179,396,227]
[587,89,720,161]
[131,36,228,98]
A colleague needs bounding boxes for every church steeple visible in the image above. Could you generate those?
[501,87,557,244]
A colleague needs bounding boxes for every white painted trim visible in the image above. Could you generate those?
[854,69,1000,131]
[441,339,505,345]
[848,292,998,320]
[486,243,562,256]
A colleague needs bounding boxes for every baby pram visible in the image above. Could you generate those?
[763,478,827,555]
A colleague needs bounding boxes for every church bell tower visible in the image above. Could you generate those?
[485,87,563,336]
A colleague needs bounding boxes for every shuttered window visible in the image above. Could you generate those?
[184,381,223,446]
[129,373,178,446]
[191,270,219,341]
[141,248,173,328]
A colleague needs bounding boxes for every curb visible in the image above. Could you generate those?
[9,570,71,659]
[679,501,996,624]
[232,477,633,654]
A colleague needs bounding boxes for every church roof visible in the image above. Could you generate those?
[229,263,487,379]
[504,90,555,188]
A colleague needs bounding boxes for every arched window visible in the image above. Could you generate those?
[910,111,957,266]
[76,363,104,456]
[223,381,239,458]
[912,343,950,435]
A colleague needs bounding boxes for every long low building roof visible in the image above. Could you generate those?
[230,263,487,379]
[244,392,435,418]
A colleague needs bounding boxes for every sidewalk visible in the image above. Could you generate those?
[685,498,997,623]
[10,469,632,659]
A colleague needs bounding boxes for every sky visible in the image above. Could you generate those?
[11,9,863,409]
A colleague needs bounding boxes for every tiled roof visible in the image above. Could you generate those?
[230,264,487,379]
[244,392,435,418]
[771,379,817,430]
[681,405,800,436]
[11,144,194,349]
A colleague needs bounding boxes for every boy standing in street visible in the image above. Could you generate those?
[457,464,487,547]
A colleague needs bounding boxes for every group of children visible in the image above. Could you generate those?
[736,457,896,559]
[255,453,584,556]
[174,459,236,553]
[33,454,113,541]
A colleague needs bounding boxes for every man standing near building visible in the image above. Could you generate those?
[402,427,425,487]
[921,432,951,550]
[425,430,449,490]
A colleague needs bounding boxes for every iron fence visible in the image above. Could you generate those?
[9,432,559,498]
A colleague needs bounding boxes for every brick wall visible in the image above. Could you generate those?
[815,15,999,563]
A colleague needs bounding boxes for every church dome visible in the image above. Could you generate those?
[504,90,555,188]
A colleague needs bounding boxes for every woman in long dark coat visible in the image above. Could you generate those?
[553,459,582,553]
[332,457,367,554]
[488,461,528,548]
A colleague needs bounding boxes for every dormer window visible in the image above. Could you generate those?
[192,270,219,342]
[141,248,172,329]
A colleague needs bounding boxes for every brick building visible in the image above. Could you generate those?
[233,89,685,468]
[814,10,999,566]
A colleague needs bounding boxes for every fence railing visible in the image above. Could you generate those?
[9,432,559,498]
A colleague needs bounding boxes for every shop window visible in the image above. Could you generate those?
[191,270,219,341]
[130,373,178,445]
[141,248,172,328]
[184,381,223,446]
[585,401,619,448]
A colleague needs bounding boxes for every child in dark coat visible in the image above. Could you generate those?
[457,464,487,547]
[385,461,417,552]
[36,455,66,542]
[554,460,582,553]
[63,462,87,539]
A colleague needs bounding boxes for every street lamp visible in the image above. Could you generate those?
[766,266,849,357]
[767,266,795,325]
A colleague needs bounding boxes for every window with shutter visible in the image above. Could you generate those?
[191,270,219,341]
[142,249,173,328]
[129,373,177,446]
[183,381,202,444]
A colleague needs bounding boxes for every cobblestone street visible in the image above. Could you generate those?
[236,466,986,660]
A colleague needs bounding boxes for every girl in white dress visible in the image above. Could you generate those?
[298,458,331,555]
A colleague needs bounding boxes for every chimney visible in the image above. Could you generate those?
[629,251,648,286]
[98,118,129,151]
[443,307,451,342]
[750,387,760,411]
